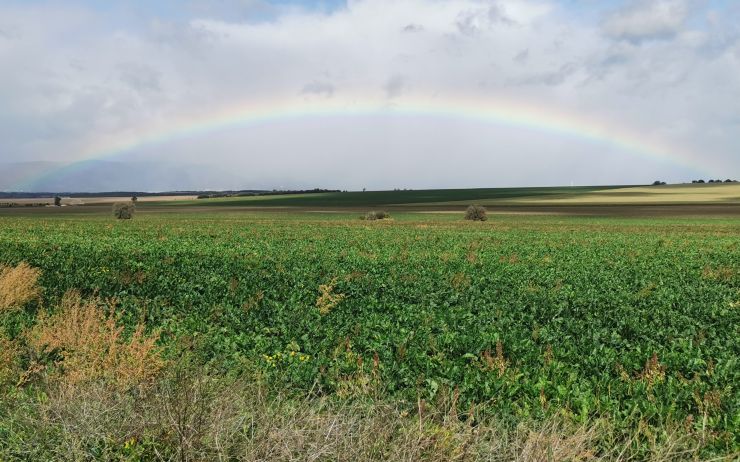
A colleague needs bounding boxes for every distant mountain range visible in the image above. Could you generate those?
[0,160,253,193]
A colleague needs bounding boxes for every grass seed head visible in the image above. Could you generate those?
[0,262,41,312]
[28,290,162,390]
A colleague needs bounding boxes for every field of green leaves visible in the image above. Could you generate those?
[1,210,738,459]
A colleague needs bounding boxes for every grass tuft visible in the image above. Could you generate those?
[0,262,41,312]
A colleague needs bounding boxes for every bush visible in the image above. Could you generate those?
[464,204,487,221]
[364,210,390,221]
[113,202,135,220]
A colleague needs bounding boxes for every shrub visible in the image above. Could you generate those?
[464,204,487,221]
[364,210,390,221]
[53,196,62,206]
[0,262,41,312]
[113,202,135,220]
[28,291,162,390]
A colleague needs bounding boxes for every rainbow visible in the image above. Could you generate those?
[17,95,705,190]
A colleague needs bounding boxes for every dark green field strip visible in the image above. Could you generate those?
[168,185,627,207]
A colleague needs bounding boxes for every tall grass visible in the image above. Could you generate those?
[0,262,41,311]
[2,368,720,461]
[27,291,162,390]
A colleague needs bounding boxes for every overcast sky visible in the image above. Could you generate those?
[1,0,738,191]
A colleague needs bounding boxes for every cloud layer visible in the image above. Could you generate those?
[0,0,738,191]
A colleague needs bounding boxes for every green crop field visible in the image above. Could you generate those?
[0,206,738,460]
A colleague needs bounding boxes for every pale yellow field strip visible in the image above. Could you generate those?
[1,196,198,205]
[511,184,740,205]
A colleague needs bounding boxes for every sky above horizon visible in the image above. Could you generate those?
[1,0,738,191]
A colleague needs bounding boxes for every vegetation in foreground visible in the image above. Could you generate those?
[0,211,738,460]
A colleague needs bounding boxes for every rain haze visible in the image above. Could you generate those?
[0,0,738,192]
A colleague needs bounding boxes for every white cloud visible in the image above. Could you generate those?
[603,0,690,42]
[0,0,738,191]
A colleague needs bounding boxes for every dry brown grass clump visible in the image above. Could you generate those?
[316,277,346,315]
[28,291,163,389]
[0,334,21,387]
[0,262,41,311]
[1,361,718,461]
[364,210,391,221]
[640,352,666,387]
[481,340,508,378]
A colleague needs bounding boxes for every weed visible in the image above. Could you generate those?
[0,262,41,312]
[28,291,162,390]
[316,278,345,315]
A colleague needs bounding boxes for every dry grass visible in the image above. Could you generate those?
[481,340,508,378]
[0,195,198,206]
[512,183,740,205]
[4,366,725,462]
[27,291,163,390]
[316,278,346,315]
[0,261,41,311]
[0,334,20,387]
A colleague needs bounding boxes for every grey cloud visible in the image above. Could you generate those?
[603,0,690,42]
[487,4,516,26]
[0,27,18,40]
[402,24,424,33]
[456,4,516,36]
[384,75,405,99]
[584,51,631,82]
[514,49,529,64]
[301,81,335,97]
[119,63,162,94]
[510,62,578,86]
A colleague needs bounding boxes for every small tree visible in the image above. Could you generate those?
[113,202,135,220]
[131,195,138,203]
[652,180,666,186]
[465,204,487,221]
[53,196,62,207]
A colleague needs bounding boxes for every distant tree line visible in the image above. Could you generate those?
[0,202,50,208]
[691,179,737,184]
[0,192,173,199]
[197,188,341,200]
[652,179,737,186]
